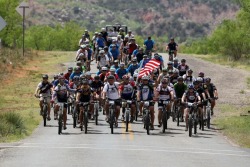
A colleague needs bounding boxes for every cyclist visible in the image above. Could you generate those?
[178,59,189,76]
[76,80,94,123]
[84,30,90,40]
[137,75,155,130]
[64,67,73,81]
[96,33,105,49]
[79,35,89,46]
[69,66,82,82]
[91,75,104,113]
[100,28,108,42]
[118,28,125,39]
[76,45,88,61]
[144,36,155,56]
[34,74,53,120]
[157,68,168,85]
[170,69,179,85]
[154,78,174,127]
[105,68,119,82]
[139,55,150,68]
[97,50,110,69]
[203,77,218,115]
[120,36,129,62]
[166,37,178,58]
[53,73,69,87]
[182,84,201,131]
[86,44,93,71]
[111,60,119,70]
[193,80,206,122]
[125,30,135,40]
[174,76,187,121]
[198,72,205,83]
[52,76,75,129]
[135,47,144,63]
[109,44,120,61]
[103,46,113,64]
[127,58,139,77]
[183,69,195,86]
[173,58,180,68]
[102,75,121,126]
[128,38,138,62]
[99,67,108,82]
[85,71,93,85]
[153,53,164,69]
[166,61,177,72]
[116,62,128,81]
[120,75,136,122]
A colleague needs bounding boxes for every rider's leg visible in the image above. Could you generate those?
[90,103,94,119]
[131,103,136,119]
[54,104,59,120]
[211,99,216,114]
[149,105,155,127]
[79,106,83,125]
[139,102,143,116]
[184,108,189,130]
[63,107,67,129]
[115,105,120,123]
[158,108,162,127]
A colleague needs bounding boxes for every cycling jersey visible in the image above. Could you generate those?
[178,64,189,76]
[203,83,216,98]
[183,74,195,86]
[116,68,128,79]
[53,79,69,87]
[37,82,53,94]
[103,82,120,100]
[194,86,205,100]
[128,43,137,54]
[139,84,154,101]
[170,76,178,85]
[109,48,119,60]
[97,55,109,67]
[69,72,82,81]
[183,91,199,103]
[105,72,119,81]
[90,80,104,92]
[120,82,135,100]
[144,39,155,51]
[78,87,92,102]
[87,48,93,60]
[127,64,139,76]
[96,37,105,47]
[168,42,178,51]
[53,84,70,102]
[174,83,187,98]
[156,84,172,101]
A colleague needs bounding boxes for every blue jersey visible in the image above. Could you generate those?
[116,68,128,79]
[69,72,82,81]
[87,49,93,60]
[144,39,154,50]
[96,37,105,48]
[127,64,139,76]
[109,49,119,59]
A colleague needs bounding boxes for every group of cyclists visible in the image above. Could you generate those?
[34,26,219,134]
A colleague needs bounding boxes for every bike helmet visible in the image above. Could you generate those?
[110,68,116,72]
[99,50,105,54]
[173,58,178,62]
[143,54,148,58]
[68,67,73,71]
[133,73,138,78]
[193,80,199,85]
[120,62,125,67]
[132,58,137,62]
[198,72,204,77]
[80,45,86,49]
[173,69,179,74]
[154,53,159,58]
[167,61,173,65]
[82,80,88,85]
[85,71,91,76]
[205,77,211,82]
[101,28,105,31]
[59,72,64,76]
[142,75,149,80]
[104,46,108,50]
[196,77,203,82]
[181,59,186,62]
[114,60,119,63]
[42,74,48,79]
[53,74,58,79]
[73,76,80,81]
[162,68,168,72]
[168,70,173,74]
[188,69,193,73]
[188,84,194,89]
[107,75,115,79]
[170,37,174,40]
[101,67,108,71]
[94,75,100,80]
[122,75,129,80]
[177,76,184,81]
[161,78,169,83]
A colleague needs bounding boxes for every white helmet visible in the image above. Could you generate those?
[79,53,84,57]
[101,67,108,71]
[142,75,149,80]
[110,68,116,72]
[101,28,105,31]
[99,50,105,54]
[133,73,138,77]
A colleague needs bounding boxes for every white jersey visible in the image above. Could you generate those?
[103,82,120,100]
[76,49,88,60]
[183,74,195,86]
[98,55,109,67]
[156,85,173,100]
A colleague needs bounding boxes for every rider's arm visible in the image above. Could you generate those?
[76,92,81,103]
[181,93,186,104]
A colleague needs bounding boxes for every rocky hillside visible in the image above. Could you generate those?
[28,0,239,42]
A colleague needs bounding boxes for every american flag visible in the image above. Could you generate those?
[138,59,161,78]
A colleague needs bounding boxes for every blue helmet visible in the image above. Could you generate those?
[188,84,194,89]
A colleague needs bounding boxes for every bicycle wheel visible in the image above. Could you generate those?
[58,114,62,135]
[80,112,83,131]
[200,113,204,131]
[188,118,192,137]
[67,103,71,115]
[43,104,47,127]
[73,108,77,128]
[145,111,150,135]
[135,101,139,121]
[172,105,176,122]
[207,109,211,129]
[84,111,88,134]
[110,109,114,134]
[125,110,129,132]
[177,107,180,126]
[95,104,98,125]
[162,110,167,133]
[194,119,197,134]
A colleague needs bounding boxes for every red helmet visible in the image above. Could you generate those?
[122,75,129,80]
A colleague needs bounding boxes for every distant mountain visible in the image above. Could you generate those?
[28,0,239,42]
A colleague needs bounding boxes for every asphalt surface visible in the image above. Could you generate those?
[0,53,249,167]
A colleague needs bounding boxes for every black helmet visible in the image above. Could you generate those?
[177,76,183,81]
[42,74,48,79]
[107,75,115,79]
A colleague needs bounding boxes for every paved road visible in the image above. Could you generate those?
[0,53,249,167]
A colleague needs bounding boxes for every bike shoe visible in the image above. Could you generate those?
[47,116,51,121]
[63,126,67,130]
[130,117,134,123]
[115,122,118,128]
[158,122,162,127]
[150,125,154,130]
[185,127,188,131]
[211,110,214,116]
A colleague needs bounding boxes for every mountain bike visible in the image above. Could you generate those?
[57,102,67,135]
[161,100,171,133]
[67,94,75,115]
[107,100,116,134]
[79,102,89,133]
[172,98,183,126]
[142,100,154,135]
[38,95,50,127]
[186,102,199,137]
[204,98,215,129]
[122,100,133,132]
[169,50,174,61]
[92,100,101,125]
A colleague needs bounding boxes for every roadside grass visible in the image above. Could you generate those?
[0,51,74,142]
[214,104,250,148]
[182,53,250,71]
[247,77,250,89]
